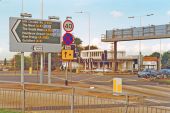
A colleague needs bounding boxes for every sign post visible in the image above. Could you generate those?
[48,53,51,84]
[21,52,24,84]
[65,62,68,86]
[62,19,74,86]
[40,53,43,84]
[9,17,62,84]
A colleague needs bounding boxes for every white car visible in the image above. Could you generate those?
[94,68,112,72]
[2,68,9,71]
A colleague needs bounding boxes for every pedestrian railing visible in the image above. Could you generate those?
[0,81,170,113]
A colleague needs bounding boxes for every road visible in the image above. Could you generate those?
[0,71,170,107]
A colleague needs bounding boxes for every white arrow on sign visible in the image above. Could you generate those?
[12,19,21,42]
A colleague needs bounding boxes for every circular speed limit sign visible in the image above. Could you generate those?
[63,20,74,32]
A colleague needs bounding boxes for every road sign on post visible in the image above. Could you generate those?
[63,20,74,32]
[63,33,74,45]
[9,17,61,52]
[62,18,74,86]
[62,50,74,60]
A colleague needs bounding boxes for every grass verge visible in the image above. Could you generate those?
[0,109,20,113]
[153,79,170,84]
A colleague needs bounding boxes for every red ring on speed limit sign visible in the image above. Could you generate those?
[63,20,74,32]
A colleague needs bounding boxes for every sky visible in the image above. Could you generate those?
[1,0,170,60]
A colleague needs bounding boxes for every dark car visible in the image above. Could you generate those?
[159,69,170,78]
[138,69,150,78]
[138,69,160,78]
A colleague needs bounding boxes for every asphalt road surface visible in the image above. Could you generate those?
[0,71,170,107]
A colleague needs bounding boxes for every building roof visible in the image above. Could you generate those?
[81,49,125,53]
[143,56,159,61]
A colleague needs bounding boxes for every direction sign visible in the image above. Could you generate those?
[63,20,74,32]
[62,50,74,60]
[63,33,74,45]
[9,17,62,52]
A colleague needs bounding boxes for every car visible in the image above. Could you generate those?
[2,68,9,71]
[159,69,170,78]
[138,69,161,78]
[137,69,150,78]
[94,68,112,73]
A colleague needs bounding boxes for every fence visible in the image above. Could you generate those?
[0,81,170,113]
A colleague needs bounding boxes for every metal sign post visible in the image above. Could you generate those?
[48,53,51,84]
[21,52,24,84]
[62,18,74,86]
[40,53,43,84]
[9,17,62,85]
[65,62,68,86]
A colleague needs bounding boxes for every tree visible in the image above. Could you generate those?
[10,54,31,70]
[84,45,98,50]
[149,51,170,68]
[74,37,83,52]
[150,52,160,58]
[30,52,60,70]
[4,58,7,66]
[74,37,82,46]
[161,52,170,67]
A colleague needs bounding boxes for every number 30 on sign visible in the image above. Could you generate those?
[63,20,74,32]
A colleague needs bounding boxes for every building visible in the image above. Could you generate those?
[142,56,159,70]
[80,49,139,72]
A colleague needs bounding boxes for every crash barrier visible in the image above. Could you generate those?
[0,81,170,113]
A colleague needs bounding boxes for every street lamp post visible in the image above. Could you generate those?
[21,0,24,13]
[160,39,162,70]
[40,0,44,84]
[128,13,154,70]
[75,11,91,70]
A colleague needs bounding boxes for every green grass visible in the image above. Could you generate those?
[154,79,170,84]
[0,109,20,113]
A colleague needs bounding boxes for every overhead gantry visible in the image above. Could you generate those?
[101,24,170,72]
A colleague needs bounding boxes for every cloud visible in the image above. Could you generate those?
[167,10,170,16]
[91,37,110,50]
[73,0,96,6]
[0,47,3,53]
[110,10,123,18]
